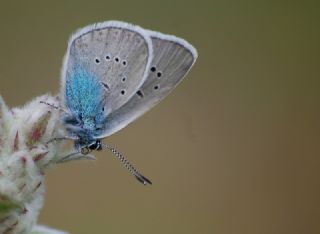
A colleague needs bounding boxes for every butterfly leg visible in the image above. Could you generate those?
[40,100,68,113]
[56,150,96,164]
[47,135,79,144]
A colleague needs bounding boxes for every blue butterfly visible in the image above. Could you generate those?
[58,21,197,185]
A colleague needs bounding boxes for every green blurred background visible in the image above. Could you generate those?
[0,1,319,233]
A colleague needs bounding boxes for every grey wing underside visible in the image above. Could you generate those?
[61,21,153,115]
[96,30,198,138]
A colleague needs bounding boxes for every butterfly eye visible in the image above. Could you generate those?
[122,60,127,66]
[122,77,126,82]
[102,107,105,111]
[120,90,126,95]
[105,55,111,60]
[157,72,162,77]
[150,66,156,72]
[95,58,100,64]
[154,85,159,90]
[114,57,120,62]
[81,147,90,155]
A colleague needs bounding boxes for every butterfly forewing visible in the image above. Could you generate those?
[96,30,198,138]
[61,21,153,115]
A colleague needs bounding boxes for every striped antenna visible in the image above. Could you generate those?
[105,144,152,185]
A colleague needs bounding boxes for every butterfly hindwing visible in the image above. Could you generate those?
[96,30,198,138]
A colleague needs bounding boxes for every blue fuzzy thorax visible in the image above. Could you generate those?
[65,67,106,145]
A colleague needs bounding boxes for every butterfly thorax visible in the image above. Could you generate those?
[82,117,96,131]
[63,115,104,150]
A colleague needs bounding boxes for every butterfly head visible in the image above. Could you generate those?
[79,139,103,155]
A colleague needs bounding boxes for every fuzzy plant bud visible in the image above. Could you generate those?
[0,95,88,234]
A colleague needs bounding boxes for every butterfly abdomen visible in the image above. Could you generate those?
[65,67,106,132]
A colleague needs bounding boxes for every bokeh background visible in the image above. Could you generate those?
[0,1,319,234]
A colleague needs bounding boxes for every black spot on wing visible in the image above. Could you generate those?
[136,90,144,98]
[101,82,110,90]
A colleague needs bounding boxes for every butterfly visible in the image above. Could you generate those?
[52,21,197,185]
